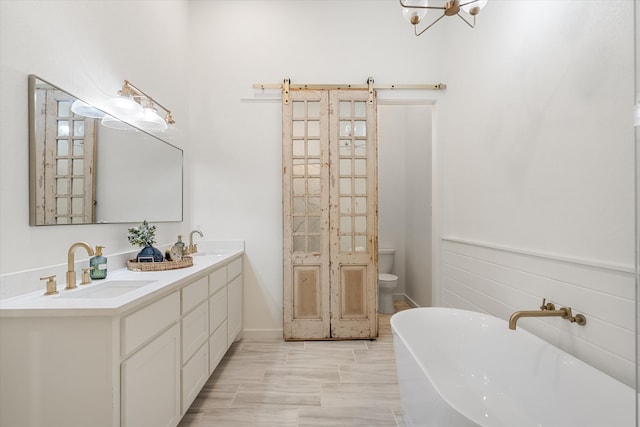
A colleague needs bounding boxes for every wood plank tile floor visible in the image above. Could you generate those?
[179,301,411,427]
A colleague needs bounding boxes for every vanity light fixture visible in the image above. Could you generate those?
[399,0,488,36]
[70,99,105,119]
[102,80,175,131]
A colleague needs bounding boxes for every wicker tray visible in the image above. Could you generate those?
[127,256,193,272]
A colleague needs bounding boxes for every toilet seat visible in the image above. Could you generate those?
[378,273,398,283]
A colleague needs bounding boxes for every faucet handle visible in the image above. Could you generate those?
[40,275,58,296]
[540,298,555,311]
[81,268,92,285]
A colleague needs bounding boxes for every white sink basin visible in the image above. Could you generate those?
[57,280,156,299]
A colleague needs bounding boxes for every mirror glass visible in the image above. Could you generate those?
[28,75,183,225]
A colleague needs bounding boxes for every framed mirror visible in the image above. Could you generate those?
[28,75,183,225]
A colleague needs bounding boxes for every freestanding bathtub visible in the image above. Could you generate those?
[390,307,635,427]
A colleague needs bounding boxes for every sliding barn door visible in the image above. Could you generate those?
[283,89,378,340]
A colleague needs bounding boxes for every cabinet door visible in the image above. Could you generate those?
[227,275,243,343]
[121,323,180,427]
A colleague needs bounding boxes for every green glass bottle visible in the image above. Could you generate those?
[90,245,107,279]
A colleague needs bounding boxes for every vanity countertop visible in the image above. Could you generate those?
[0,247,243,318]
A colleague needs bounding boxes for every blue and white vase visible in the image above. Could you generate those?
[137,243,164,262]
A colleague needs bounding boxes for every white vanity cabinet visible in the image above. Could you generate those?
[0,249,244,427]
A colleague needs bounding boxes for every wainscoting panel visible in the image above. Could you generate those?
[441,239,635,387]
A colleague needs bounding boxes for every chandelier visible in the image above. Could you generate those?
[399,0,489,36]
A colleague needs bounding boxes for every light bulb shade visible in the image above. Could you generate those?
[101,115,136,131]
[103,94,144,119]
[460,0,488,14]
[138,107,168,132]
[71,99,105,119]
[402,0,429,24]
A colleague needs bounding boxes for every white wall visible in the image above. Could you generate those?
[437,0,635,387]
[0,1,190,278]
[187,0,444,336]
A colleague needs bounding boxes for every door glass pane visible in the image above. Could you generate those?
[307,121,320,137]
[293,178,305,195]
[293,197,305,214]
[293,140,305,156]
[354,216,367,233]
[339,159,351,175]
[58,101,70,117]
[339,101,351,117]
[57,178,69,195]
[57,140,69,156]
[292,101,304,118]
[354,159,366,175]
[72,178,84,195]
[340,216,352,233]
[308,216,320,233]
[73,140,84,156]
[293,236,306,253]
[293,121,305,137]
[354,101,366,117]
[308,197,321,214]
[293,216,305,232]
[56,159,68,175]
[353,121,366,137]
[354,178,366,195]
[293,159,305,175]
[72,159,84,175]
[340,178,351,195]
[339,140,351,156]
[308,140,320,156]
[308,236,320,253]
[355,235,367,252]
[340,197,351,214]
[355,197,366,214]
[71,197,83,214]
[339,121,351,137]
[57,120,70,136]
[354,141,366,157]
[340,235,352,252]
[308,178,320,195]
[307,101,320,118]
[73,121,85,137]
[56,197,68,214]
[308,159,320,176]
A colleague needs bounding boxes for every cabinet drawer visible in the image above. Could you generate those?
[122,292,180,357]
[209,287,227,333]
[182,276,208,314]
[182,301,209,363]
[209,320,227,375]
[209,267,227,295]
[182,342,209,414]
[121,323,180,427]
[228,257,242,281]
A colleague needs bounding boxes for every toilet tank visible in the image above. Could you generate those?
[378,248,395,274]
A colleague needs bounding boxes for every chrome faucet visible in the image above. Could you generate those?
[186,229,203,255]
[66,242,94,290]
[509,298,586,330]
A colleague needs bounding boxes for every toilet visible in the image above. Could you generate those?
[378,248,399,314]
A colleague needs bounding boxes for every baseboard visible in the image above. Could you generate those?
[394,293,420,308]
[241,328,283,339]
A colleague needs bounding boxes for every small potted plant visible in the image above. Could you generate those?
[127,220,163,262]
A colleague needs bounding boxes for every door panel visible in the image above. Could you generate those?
[329,90,378,339]
[283,91,330,340]
[283,89,377,340]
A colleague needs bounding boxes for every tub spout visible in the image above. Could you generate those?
[509,299,586,330]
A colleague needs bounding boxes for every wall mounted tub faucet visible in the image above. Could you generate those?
[66,242,94,290]
[509,298,586,330]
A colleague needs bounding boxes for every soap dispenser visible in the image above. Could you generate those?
[90,245,107,280]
